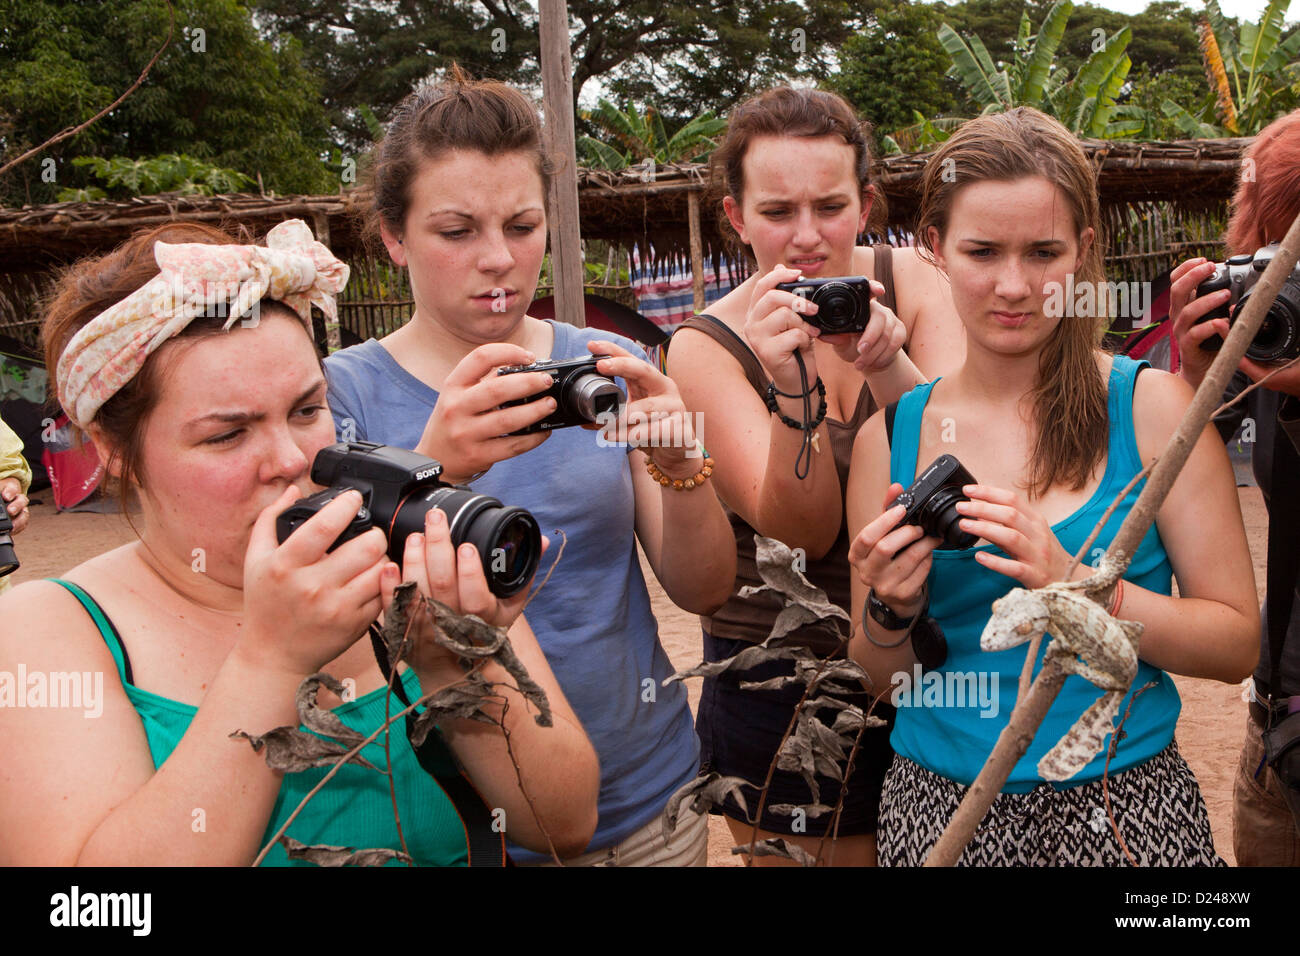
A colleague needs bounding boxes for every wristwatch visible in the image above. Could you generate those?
[867,588,922,630]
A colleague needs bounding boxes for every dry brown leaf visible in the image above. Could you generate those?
[296,673,366,747]
[661,772,751,839]
[230,727,379,773]
[279,836,411,867]
[733,837,817,866]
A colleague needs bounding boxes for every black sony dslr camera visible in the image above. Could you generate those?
[889,454,978,550]
[1194,242,1300,364]
[0,510,17,578]
[496,355,625,435]
[775,275,873,334]
[275,442,541,598]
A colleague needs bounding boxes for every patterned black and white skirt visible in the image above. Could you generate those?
[878,741,1224,866]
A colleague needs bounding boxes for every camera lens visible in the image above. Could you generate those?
[917,487,977,550]
[565,370,623,423]
[813,283,858,333]
[393,487,542,598]
[1242,283,1300,364]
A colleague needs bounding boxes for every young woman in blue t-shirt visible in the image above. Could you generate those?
[324,67,736,865]
[846,107,1259,865]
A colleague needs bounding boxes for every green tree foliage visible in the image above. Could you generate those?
[576,101,726,171]
[0,0,335,206]
[938,0,1144,137]
[827,1,960,146]
[56,154,255,201]
[1196,0,1300,134]
[253,0,861,150]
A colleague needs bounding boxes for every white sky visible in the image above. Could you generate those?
[1018,0,1278,17]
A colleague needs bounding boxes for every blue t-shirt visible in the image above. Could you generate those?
[323,320,699,860]
[888,355,1180,791]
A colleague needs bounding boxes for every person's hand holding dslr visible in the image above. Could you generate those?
[0,477,28,535]
[1170,257,1233,391]
[379,506,549,689]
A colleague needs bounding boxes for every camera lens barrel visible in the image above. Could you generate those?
[567,372,624,422]
[395,487,542,598]
[918,488,978,550]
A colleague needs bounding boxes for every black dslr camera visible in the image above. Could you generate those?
[496,355,625,435]
[1194,243,1300,364]
[889,454,978,550]
[275,441,541,598]
[0,510,17,578]
[775,275,873,334]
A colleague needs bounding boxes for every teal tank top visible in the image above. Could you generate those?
[50,579,469,866]
[887,355,1180,791]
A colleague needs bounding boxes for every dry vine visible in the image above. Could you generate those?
[237,534,568,868]
[663,536,887,867]
[924,208,1300,866]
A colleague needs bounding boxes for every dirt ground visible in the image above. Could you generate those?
[7,485,1270,867]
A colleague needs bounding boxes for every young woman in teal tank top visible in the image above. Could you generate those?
[0,221,597,866]
[846,108,1259,865]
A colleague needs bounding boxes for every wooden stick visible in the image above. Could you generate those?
[687,190,706,314]
[924,207,1300,867]
[538,0,585,329]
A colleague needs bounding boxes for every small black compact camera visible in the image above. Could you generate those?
[775,275,873,334]
[496,355,625,435]
[889,454,978,550]
[275,441,541,598]
[1194,242,1300,364]
[0,510,17,578]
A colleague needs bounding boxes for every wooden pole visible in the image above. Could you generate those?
[311,211,343,353]
[539,0,585,328]
[687,189,706,314]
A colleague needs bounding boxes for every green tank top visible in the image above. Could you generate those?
[50,578,469,867]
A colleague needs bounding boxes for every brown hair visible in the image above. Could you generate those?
[365,64,554,244]
[916,107,1109,497]
[1226,109,1300,254]
[709,86,887,257]
[42,222,314,507]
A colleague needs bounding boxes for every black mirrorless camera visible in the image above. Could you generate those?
[1194,242,1300,364]
[496,355,625,435]
[774,275,873,334]
[0,510,17,578]
[889,454,978,550]
[275,441,541,598]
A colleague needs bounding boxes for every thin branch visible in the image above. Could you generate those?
[1101,682,1157,866]
[0,1,176,181]
[382,609,421,865]
[490,690,564,865]
[924,206,1300,867]
[816,683,891,867]
[251,661,488,868]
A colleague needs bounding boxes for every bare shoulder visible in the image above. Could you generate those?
[851,405,890,469]
[1120,357,1216,470]
[0,548,139,671]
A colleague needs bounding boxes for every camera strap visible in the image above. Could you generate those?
[367,624,511,867]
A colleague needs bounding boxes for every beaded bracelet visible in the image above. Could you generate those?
[764,378,828,431]
[645,444,715,490]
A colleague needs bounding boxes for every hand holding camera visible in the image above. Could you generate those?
[414,342,560,484]
[849,481,942,622]
[378,507,550,687]
[953,483,1078,590]
[243,484,395,677]
[585,339,705,479]
[744,264,826,395]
